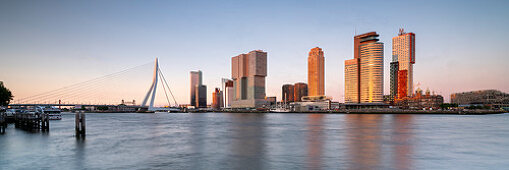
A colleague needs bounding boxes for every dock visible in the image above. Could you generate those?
[13,113,49,131]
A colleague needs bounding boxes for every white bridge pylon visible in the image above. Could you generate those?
[141,58,159,110]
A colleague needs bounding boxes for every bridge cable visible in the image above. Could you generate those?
[158,68,178,107]
[158,71,172,107]
[15,61,153,103]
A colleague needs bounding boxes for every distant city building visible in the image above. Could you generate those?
[396,88,443,110]
[231,50,267,108]
[282,84,295,102]
[308,47,325,97]
[222,78,234,108]
[451,90,509,108]
[212,88,223,109]
[195,85,207,108]
[392,29,415,100]
[190,70,206,107]
[345,32,384,103]
[294,82,308,102]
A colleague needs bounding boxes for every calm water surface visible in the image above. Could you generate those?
[1,112,509,169]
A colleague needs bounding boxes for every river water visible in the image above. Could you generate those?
[1,112,509,169]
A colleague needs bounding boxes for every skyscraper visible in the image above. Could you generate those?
[344,59,359,103]
[196,85,207,108]
[212,88,223,109]
[308,47,325,97]
[392,29,415,99]
[345,32,384,103]
[222,78,234,108]
[231,50,267,108]
[390,61,399,102]
[190,70,202,107]
[294,82,308,102]
[282,84,295,102]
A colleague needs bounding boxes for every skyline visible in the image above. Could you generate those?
[1,0,509,105]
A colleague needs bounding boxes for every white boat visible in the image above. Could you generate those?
[270,107,291,113]
[39,107,62,120]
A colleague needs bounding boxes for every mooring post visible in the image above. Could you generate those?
[0,113,5,134]
[75,112,86,138]
[41,113,49,131]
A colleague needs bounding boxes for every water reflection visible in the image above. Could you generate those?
[346,114,383,169]
[392,115,413,170]
[307,114,324,169]
[229,113,266,169]
[74,139,86,169]
[345,114,415,169]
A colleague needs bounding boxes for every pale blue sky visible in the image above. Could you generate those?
[1,0,508,104]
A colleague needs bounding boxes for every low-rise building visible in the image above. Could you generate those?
[451,89,509,108]
[396,88,443,110]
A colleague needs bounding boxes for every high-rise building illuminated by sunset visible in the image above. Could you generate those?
[282,84,295,102]
[392,29,415,99]
[294,82,308,102]
[344,59,359,103]
[231,50,267,108]
[308,47,325,97]
[222,78,233,108]
[190,70,203,107]
[212,88,223,109]
[345,32,384,103]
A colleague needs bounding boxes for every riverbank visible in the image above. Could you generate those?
[217,109,506,115]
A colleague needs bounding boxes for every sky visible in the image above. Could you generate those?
[1,0,508,105]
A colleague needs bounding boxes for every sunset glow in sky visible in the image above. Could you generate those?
[1,0,508,105]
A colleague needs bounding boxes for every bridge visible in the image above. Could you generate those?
[9,58,179,112]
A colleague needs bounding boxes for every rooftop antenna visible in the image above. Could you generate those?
[399,28,405,35]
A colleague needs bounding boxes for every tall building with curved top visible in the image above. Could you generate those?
[359,41,384,103]
[345,32,384,103]
[308,47,325,97]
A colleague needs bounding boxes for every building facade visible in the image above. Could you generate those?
[308,47,325,97]
[222,78,234,108]
[195,85,207,108]
[392,29,415,100]
[359,41,384,103]
[231,50,267,108]
[282,84,295,102]
[389,61,399,103]
[294,82,308,102]
[451,89,509,108]
[396,88,443,110]
[345,32,384,104]
[212,88,223,109]
[344,59,359,103]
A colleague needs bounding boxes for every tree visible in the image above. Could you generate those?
[0,81,13,106]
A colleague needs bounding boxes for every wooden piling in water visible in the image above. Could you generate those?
[75,112,86,138]
[0,113,6,134]
[41,113,49,131]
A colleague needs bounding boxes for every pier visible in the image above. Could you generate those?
[14,113,49,131]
